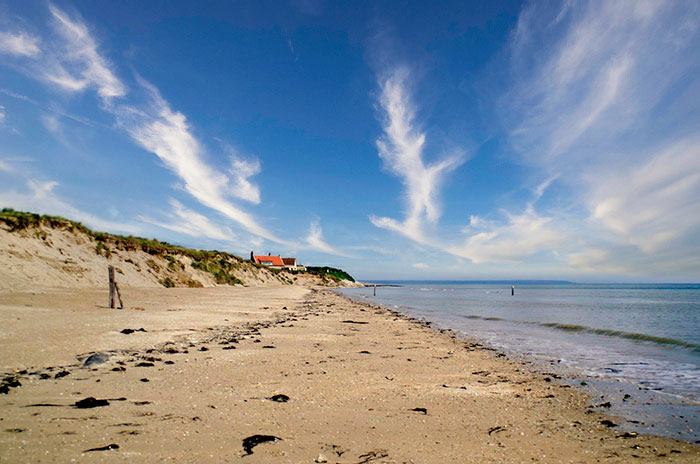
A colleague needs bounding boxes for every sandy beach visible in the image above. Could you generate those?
[1,285,698,463]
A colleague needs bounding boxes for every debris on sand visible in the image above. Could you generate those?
[74,397,110,408]
[83,443,119,452]
[242,434,282,455]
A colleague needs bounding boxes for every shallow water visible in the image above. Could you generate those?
[339,283,700,443]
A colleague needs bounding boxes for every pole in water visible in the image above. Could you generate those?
[373,284,377,296]
[511,285,515,296]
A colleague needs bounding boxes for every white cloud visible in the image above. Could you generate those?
[412,262,428,269]
[448,206,561,264]
[0,105,5,124]
[116,78,285,244]
[229,156,261,204]
[0,159,12,173]
[0,174,140,235]
[587,137,700,253]
[139,199,236,243]
[305,218,350,257]
[507,0,698,168]
[370,67,465,242]
[46,4,126,100]
[503,0,700,274]
[2,4,293,247]
[0,31,40,57]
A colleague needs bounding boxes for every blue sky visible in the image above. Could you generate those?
[1,0,699,282]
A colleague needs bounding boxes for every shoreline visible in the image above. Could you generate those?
[337,285,700,445]
[1,286,698,462]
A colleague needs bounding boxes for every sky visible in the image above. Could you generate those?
[1,0,699,282]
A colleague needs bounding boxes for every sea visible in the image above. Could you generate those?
[339,282,700,444]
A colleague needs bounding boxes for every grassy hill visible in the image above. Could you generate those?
[0,208,356,290]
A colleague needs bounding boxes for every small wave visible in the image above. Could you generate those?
[463,314,700,351]
[541,323,700,350]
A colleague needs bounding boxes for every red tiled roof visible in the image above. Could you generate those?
[282,258,296,266]
[254,255,284,266]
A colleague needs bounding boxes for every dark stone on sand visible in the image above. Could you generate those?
[112,367,126,372]
[135,362,154,367]
[164,347,179,354]
[0,385,9,394]
[84,443,119,452]
[262,345,275,349]
[82,353,112,368]
[222,346,236,350]
[410,407,427,415]
[199,347,209,352]
[5,428,25,433]
[598,401,612,408]
[242,434,282,455]
[617,432,638,438]
[269,394,289,402]
[600,419,617,428]
[120,328,146,335]
[134,401,151,405]
[75,397,110,408]
[164,360,174,364]
[54,370,70,379]
[253,339,261,343]
[488,426,506,435]
[140,378,149,383]
[39,373,51,379]
[359,351,371,354]
[341,320,369,324]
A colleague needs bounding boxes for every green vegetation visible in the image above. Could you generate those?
[95,241,112,258]
[305,266,355,282]
[191,256,244,285]
[0,208,353,287]
[160,277,176,288]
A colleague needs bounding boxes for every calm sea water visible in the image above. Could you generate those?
[339,283,700,442]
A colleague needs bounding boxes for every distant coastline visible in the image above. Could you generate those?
[363,280,575,286]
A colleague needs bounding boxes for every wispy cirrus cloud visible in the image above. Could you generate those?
[228,154,262,205]
[305,218,352,257]
[368,67,560,265]
[0,31,40,57]
[505,0,700,275]
[0,161,141,235]
[370,67,464,243]
[115,78,285,244]
[449,206,562,264]
[586,137,700,254]
[139,199,237,243]
[45,3,126,100]
[1,4,290,246]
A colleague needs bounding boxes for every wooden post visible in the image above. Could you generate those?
[373,284,377,296]
[511,285,515,296]
[114,282,124,309]
[108,266,115,308]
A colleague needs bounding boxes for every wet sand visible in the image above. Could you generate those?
[0,286,698,462]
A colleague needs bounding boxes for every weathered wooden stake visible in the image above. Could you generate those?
[108,265,116,308]
[114,282,124,309]
[511,285,515,296]
[373,284,377,296]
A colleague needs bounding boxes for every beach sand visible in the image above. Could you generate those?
[1,286,698,463]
